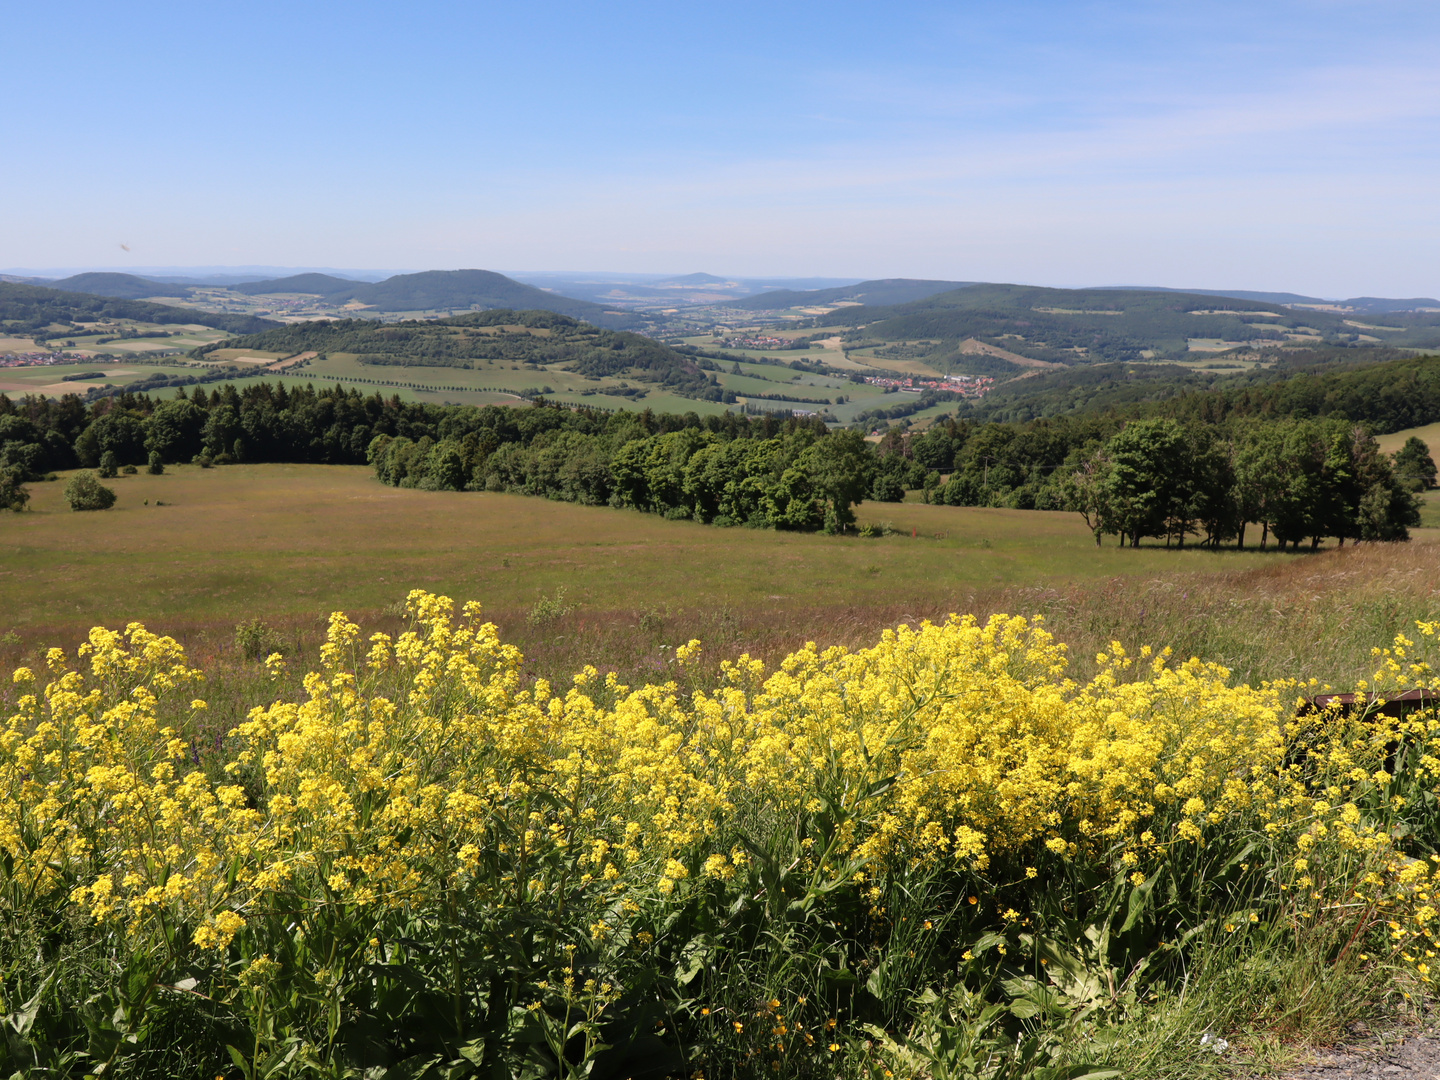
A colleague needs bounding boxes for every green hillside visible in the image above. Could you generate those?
[44,272,183,300]
[326,269,650,329]
[0,283,280,336]
[194,308,722,400]
[821,283,1440,363]
[730,277,975,311]
[1104,286,1440,313]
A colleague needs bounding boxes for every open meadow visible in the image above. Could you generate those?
[4,462,1438,698]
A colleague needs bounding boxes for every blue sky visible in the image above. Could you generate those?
[4,0,1439,296]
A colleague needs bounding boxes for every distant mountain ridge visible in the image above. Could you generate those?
[1096,285,1440,313]
[46,272,182,300]
[820,283,1440,365]
[0,282,279,336]
[731,278,978,311]
[324,270,647,329]
[232,273,364,296]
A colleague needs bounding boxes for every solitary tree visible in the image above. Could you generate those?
[1393,437,1438,492]
[0,466,29,512]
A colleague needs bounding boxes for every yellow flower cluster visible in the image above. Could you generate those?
[3,592,1437,984]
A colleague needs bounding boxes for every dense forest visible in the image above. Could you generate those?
[0,283,278,336]
[196,310,725,399]
[945,349,1440,429]
[944,347,1419,423]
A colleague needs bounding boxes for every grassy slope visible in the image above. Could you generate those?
[4,465,1437,700]
[1377,420,1440,457]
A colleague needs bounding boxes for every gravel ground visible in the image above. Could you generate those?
[1278,1025,1440,1079]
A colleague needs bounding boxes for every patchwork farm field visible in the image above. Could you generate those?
[0,360,211,397]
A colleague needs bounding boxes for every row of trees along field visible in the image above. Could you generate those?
[0,378,1433,542]
[876,414,1432,547]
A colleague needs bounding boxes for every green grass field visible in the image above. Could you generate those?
[0,360,214,397]
[5,464,1438,697]
[1378,419,1440,457]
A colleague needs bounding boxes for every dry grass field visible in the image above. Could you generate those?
[3,465,1438,705]
[1378,419,1440,457]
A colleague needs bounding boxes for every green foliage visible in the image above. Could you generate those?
[97,450,119,478]
[63,470,116,511]
[1394,435,1438,491]
[525,585,574,627]
[234,620,285,660]
[146,451,164,475]
[0,467,29,512]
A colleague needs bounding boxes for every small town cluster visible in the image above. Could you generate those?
[863,372,995,397]
[0,351,95,368]
[717,333,788,349]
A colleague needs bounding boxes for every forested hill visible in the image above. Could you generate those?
[196,309,721,399]
[731,278,976,311]
[1097,286,1440,314]
[952,349,1440,433]
[45,272,187,300]
[322,270,648,329]
[0,283,279,336]
[826,283,1440,362]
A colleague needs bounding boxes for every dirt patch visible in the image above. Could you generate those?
[267,351,318,371]
[958,338,1062,369]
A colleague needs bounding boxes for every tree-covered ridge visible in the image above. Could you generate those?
[947,350,1440,431]
[825,283,1440,363]
[0,283,280,336]
[729,278,977,311]
[194,310,723,399]
[44,272,182,300]
[951,347,1424,424]
[323,269,648,329]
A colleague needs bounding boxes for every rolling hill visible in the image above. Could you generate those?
[194,308,719,399]
[821,283,1440,364]
[731,278,977,311]
[44,272,183,300]
[321,269,649,329]
[0,283,280,336]
[1096,285,1440,313]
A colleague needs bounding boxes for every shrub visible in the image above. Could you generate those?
[97,450,118,478]
[0,467,28,512]
[234,619,285,660]
[121,463,138,475]
[526,584,573,626]
[147,451,164,475]
[63,470,116,511]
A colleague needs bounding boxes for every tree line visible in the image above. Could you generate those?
[877,414,1432,547]
[0,379,1431,545]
